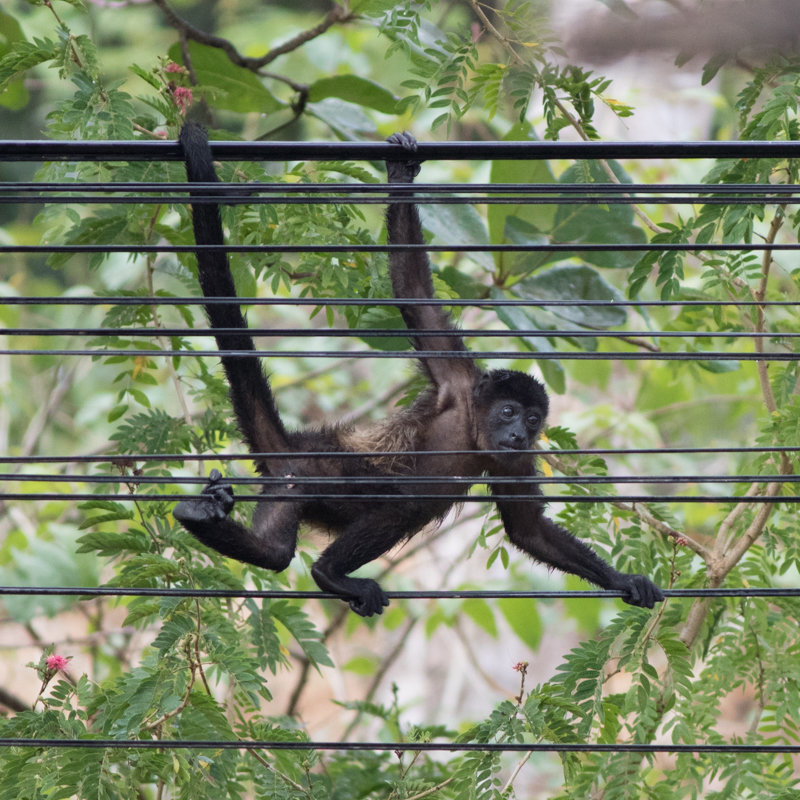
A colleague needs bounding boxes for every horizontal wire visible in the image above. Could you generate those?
[0,347,793,361]
[1,586,797,600]
[6,242,800,254]
[1,296,796,307]
[2,491,796,503]
[0,447,797,465]
[3,138,800,161]
[7,180,800,194]
[2,473,798,487]
[1,193,794,207]
[0,738,798,754]
[4,326,799,340]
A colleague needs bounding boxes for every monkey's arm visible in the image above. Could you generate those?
[385,132,479,391]
[490,467,664,608]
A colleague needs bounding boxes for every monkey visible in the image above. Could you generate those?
[174,122,664,617]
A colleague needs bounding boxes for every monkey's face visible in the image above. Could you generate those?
[484,398,544,454]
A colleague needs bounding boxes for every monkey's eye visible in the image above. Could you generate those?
[526,414,541,427]
[501,405,515,418]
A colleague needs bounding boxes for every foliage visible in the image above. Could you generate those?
[1,0,800,798]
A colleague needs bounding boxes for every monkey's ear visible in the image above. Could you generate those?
[473,373,492,399]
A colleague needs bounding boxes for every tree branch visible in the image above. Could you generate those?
[152,0,353,72]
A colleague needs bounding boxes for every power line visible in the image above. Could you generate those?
[0,586,796,600]
[0,347,794,361]
[5,241,800,254]
[3,137,800,161]
[1,491,796,503]
[4,326,800,340]
[1,296,796,307]
[2,473,798,487]
[1,737,799,754]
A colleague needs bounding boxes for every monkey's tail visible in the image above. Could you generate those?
[179,121,291,457]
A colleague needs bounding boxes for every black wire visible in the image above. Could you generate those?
[0,738,798,754]
[0,347,794,361]
[9,195,799,207]
[2,473,798,487]
[5,326,800,340]
[1,296,796,307]
[6,242,800,254]
[7,180,800,194]
[0,586,796,600]
[3,137,800,161]
[1,192,795,206]
[1,491,795,503]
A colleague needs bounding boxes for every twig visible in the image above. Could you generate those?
[151,0,352,72]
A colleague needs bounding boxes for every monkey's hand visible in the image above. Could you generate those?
[386,131,422,184]
[173,468,235,525]
[347,578,391,617]
[615,573,665,609]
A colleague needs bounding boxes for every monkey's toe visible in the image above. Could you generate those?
[386,131,418,151]
[620,575,664,609]
[348,581,391,617]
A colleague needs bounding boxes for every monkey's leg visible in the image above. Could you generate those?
[174,470,300,571]
[310,514,414,617]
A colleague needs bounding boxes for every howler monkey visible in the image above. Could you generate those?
[174,123,664,616]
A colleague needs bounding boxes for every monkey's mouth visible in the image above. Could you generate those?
[499,441,527,452]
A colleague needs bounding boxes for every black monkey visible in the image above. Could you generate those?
[174,123,664,616]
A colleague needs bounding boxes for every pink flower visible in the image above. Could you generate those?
[173,86,193,113]
[45,654,69,672]
[165,61,183,74]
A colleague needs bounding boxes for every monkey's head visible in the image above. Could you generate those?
[474,369,549,456]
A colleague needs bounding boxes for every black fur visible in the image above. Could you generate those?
[173,123,664,616]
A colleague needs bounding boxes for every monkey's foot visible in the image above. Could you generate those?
[386,131,422,183]
[346,577,391,617]
[617,574,665,609]
[173,468,235,524]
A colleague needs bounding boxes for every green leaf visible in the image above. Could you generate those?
[462,598,498,637]
[549,160,647,271]
[343,656,380,675]
[168,41,283,114]
[492,293,566,394]
[497,597,542,651]
[308,75,399,114]
[488,122,558,276]
[514,264,628,329]
[272,601,334,670]
[438,265,486,298]
[0,11,30,109]
[307,97,378,139]
[419,201,494,271]
[355,306,410,351]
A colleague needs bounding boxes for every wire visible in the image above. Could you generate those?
[6,179,800,194]
[0,347,794,361]
[1,191,796,206]
[0,586,797,600]
[5,241,800,254]
[2,473,799,487]
[1,296,797,307]
[1,491,796,503]
[5,326,800,340]
[8,194,798,206]
[1,737,799,753]
[3,137,800,161]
